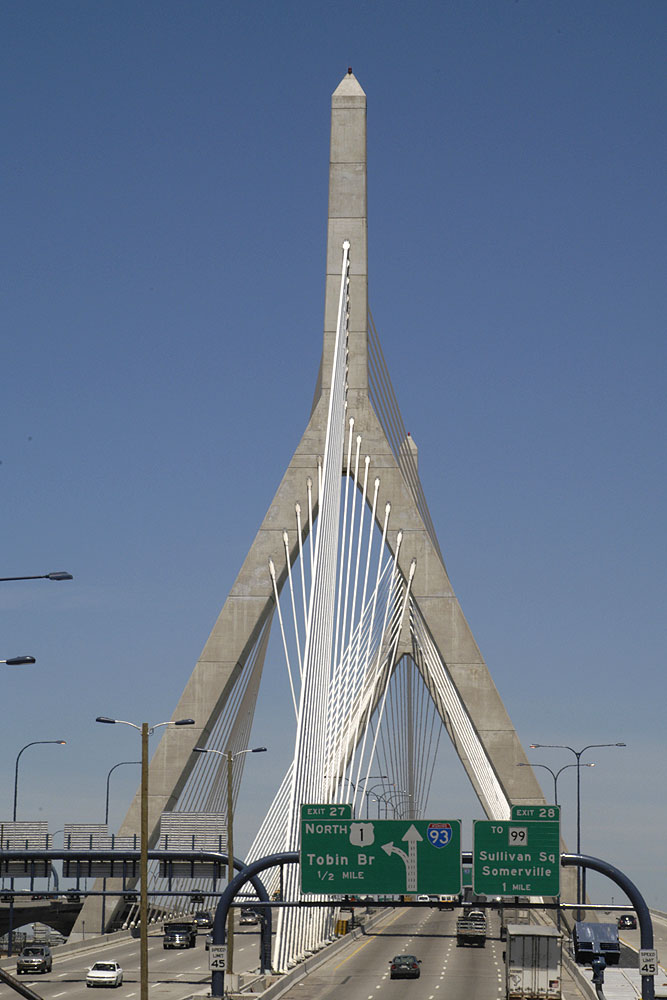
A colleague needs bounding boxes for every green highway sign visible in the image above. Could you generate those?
[511,804,560,822]
[301,803,353,820]
[301,817,462,895]
[473,820,560,897]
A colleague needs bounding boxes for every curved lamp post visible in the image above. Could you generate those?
[373,789,409,819]
[384,791,413,818]
[530,741,625,912]
[347,776,389,818]
[364,781,393,816]
[96,716,195,1000]
[517,761,595,806]
[14,740,67,821]
[193,745,267,981]
[7,738,66,956]
[100,759,141,936]
[105,760,142,826]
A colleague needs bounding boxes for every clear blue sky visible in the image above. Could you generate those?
[2,2,665,907]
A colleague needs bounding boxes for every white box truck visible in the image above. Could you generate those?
[505,925,561,1000]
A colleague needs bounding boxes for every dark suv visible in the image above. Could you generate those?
[17,944,52,974]
[193,910,213,929]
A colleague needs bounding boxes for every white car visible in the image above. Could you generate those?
[86,961,123,988]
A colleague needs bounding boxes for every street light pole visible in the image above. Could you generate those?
[13,740,67,821]
[105,761,142,826]
[517,761,595,805]
[193,744,267,983]
[530,741,625,913]
[96,716,195,1000]
[226,749,234,978]
[8,738,66,956]
[373,789,408,819]
[140,724,149,999]
[101,760,140,935]
[360,776,388,819]
[363,782,392,819]
[384,791,412,818]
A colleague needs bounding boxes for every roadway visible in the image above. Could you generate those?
[0,923,265,1000]
[270,905,588,1000]
[1,905,665,1000]
[266,904,667,1000]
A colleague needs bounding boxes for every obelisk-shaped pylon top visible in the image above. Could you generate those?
[332,69,367,102]
[317,71,368,400]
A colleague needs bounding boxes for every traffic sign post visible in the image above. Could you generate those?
[473,819,560,896]
[300,817,461,895]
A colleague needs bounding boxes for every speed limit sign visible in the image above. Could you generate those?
[209,945,226,971]
[639,949,658,976]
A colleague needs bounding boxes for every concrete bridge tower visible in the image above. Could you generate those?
[75,71,571,939]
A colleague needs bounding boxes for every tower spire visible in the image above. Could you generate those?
[318,71,368,399]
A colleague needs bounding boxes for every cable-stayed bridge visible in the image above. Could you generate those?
[68,71,561,971]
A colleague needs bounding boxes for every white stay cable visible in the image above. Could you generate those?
[332,418,356,688]
[268,558,298,718]
[295,502,308,628]
[335,541,404,800]
[283,530,303,677]
[358,550,415,788]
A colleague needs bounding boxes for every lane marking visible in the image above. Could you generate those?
[333,907,407,970]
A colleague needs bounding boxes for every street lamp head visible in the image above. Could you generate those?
[46,572,73,581]
[193,746,208,753]
[56,741,67,745]
[96,717,117,724]
[174,718,195,726]
[2,656,36,665]
[251,746,267,753]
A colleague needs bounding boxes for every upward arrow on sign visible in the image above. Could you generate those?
[381,824,423,892]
